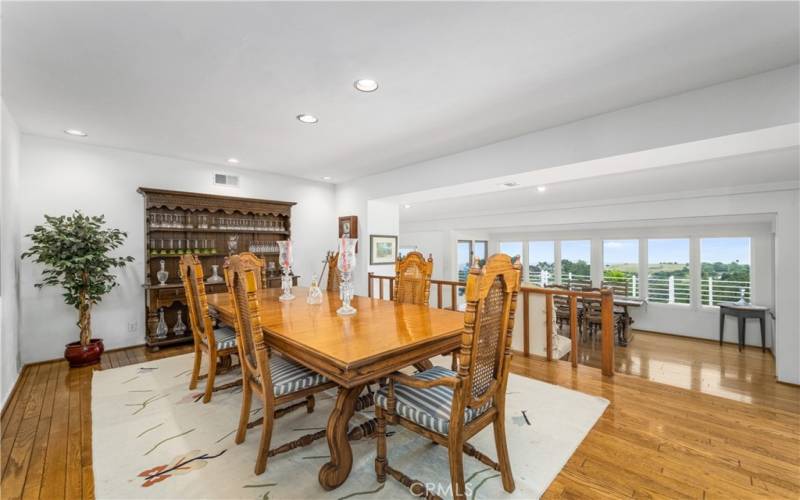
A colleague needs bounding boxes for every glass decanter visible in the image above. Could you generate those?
[156,260,169,285]
[337,237,357,316]
[155,308,168,339]
[205,264,224,284]
[172,309,187,336]
[307,274,323,305]
[277,240,295,301]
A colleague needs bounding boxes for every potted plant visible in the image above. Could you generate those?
[22,211,134,367]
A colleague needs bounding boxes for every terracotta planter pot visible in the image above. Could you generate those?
[64,338,104,367]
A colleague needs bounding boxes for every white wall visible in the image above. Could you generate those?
[18,135,338,363]
[1,101,22,407]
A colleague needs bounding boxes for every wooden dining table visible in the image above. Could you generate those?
[206,286,465,490]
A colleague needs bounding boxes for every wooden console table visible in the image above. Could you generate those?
[718,302,770,352]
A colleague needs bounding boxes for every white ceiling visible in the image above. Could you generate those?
[399,147,800,224]
[3,2,799,182]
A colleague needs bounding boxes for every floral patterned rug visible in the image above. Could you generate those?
[92,354,608,499]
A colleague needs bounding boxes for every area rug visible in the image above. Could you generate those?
[92,354,608,499]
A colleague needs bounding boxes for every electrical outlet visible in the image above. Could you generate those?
[128,321,138,333]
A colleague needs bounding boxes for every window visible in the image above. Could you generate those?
[474,240,488,267]
[701,237,751,306]
[648,239,690,304]
[398,246,417,258]
[561,240,591,288]
[456,241,472,283]
[499,241,523,262]
[528,241,555,285]
[603,239,639,297]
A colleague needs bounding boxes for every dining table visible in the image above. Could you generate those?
[206,286,465,490]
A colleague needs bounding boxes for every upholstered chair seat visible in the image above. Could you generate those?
[375,366,490,435]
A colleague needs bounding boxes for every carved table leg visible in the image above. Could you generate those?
[318,384,365,490]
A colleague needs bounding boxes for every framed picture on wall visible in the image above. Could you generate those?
[338,215,358,252]
[370,235,398,265]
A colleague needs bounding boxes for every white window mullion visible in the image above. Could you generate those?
[639,239,648,300]
[690,236,701,310]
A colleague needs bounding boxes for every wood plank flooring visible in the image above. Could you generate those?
[1,339,798,499]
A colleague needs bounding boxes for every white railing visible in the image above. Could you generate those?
[647,276,691,304]
[701,278,750,306]
[528,269,553,286]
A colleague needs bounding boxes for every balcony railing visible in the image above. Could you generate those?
[647,276,690,304]
[701,278,750,306]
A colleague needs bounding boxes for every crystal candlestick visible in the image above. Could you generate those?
[277,240,295,301]
[336,237,358,316]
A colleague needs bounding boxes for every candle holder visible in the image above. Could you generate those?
[277,240,295,301]
[337,238,358,316]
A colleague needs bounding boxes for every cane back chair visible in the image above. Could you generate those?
[224,254,337,475]
[375,253,521,500]
[179,254,240,403]
[393,251,436,372]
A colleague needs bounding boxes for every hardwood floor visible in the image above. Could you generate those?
[571,329,798,412]
[2,340,798,499]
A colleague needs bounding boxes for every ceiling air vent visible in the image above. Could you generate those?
[214,173,239,187]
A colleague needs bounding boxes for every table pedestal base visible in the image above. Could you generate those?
[319,384,366,490]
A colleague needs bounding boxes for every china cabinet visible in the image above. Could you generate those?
[138,187,298,350]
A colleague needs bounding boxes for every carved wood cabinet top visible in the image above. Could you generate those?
[137,187,295,216]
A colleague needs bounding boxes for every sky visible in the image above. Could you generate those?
[498,237,750,265]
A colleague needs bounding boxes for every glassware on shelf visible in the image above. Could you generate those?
[156,260,169,285]
[206,264,224,284]
[155,308,168,339]
[176,239,184,255]
[149,239,157,257]
[336,238,358,316]
[307,274,323,305]
[277,240,295,301]
[227,234,239,254]
[172,310,187,336]
[267,261,276,276]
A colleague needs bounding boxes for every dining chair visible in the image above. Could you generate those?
[179,254,240,403]
[325,250,341,293]
[393,251,437,372]
[236,251,267,288]
[601,279,629,297]
[375,253,521,500]
[224,254,337,475]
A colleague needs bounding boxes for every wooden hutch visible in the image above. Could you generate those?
[138,188,298,350]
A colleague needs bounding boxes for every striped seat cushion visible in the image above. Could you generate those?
[270,355,330,397]
[202,326,237,351]
[375,366,490,435]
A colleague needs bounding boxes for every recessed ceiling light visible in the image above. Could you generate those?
[354,79,379,92]
[403,204,412,209]
[227,158,240,164]
[64,129,87,137]
[537,185,547,192]
[297,114,318,124]
[322,176,332,181]
[500,182,519,188]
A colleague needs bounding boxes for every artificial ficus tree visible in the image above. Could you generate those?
[21,211,134,346]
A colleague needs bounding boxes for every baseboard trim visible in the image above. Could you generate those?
[1,367,25,422]
[23,343,147,367]
[633,328,772,352]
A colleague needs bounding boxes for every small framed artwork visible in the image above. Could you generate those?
[338,215,358,252]
[370,235,398,265]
